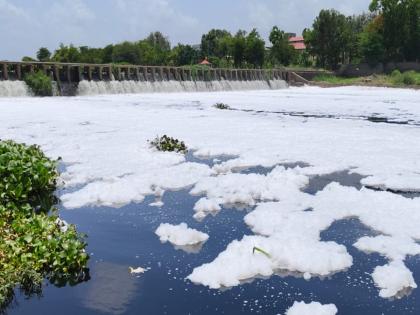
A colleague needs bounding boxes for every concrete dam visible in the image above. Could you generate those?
[0,61,311,96]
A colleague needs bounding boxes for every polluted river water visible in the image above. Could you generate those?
[0,86,420,314]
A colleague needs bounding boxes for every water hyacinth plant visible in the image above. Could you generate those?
[0,140,89,310]
[149,135,188,154]
[213,103,231,110]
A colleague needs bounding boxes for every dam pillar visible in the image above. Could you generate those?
[65,66,71,82]
[53,65,60,82]
[116,67,122,81]
[98,66,103,81]
[2,63,9,80]
[174,68,180,81]
[143,67,148,81]
[88,66,93,81]
[16,64,22,80]
[135,67,140,81]
[151,67,156,81]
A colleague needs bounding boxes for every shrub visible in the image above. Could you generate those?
[391,69,401,77]
[24,71,53,96]
[213,103,231,110]
[149,135,188,153]
[0,140,89,309]
[401,71,416,85]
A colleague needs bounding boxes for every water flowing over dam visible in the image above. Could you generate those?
[77,79,288,95]
[0,61,312,96]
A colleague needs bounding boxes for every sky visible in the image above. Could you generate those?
[0,0,371,60]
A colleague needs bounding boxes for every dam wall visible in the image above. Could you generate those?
[0,61,307,96]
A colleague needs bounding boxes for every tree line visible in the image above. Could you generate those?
[23,0,419,70]
[304,0,420,69]
[24,28,293,69]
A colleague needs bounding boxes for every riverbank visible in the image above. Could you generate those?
[311,72,420,90]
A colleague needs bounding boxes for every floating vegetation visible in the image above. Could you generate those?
[149,135,188,154]
[213,103,231,110]
[0,140,89,310]
[252,246,271,258]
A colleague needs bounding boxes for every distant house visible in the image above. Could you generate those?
[199,57,212,66]
[289,36,306,52]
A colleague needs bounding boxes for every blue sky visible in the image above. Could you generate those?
[0,0,371,60]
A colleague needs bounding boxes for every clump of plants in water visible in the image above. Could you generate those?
[0,140,89,310]
[24,71,53,96]
[149,135,188,154]
[213,103,231,110]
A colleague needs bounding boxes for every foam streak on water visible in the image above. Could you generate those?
[0,81,30,97]
[77,79,288,96]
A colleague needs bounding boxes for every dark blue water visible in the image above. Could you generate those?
[6,164,420,315]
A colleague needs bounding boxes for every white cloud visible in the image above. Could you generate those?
[0,0,29,18]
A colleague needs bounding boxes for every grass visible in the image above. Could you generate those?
[312,71,420,88]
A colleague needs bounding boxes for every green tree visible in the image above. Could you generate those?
[170,44,198,66]
[146,31,171,51]
[370,0,420,61]
[36,47,51,62]
[304,9,349,69]
[359,15,386,64]
[269,26,296,66]
[231,30,247,67]
[22,56,36,62]
[102,44,114,63]
[345,13,375,63]
[79,46,105,64]
[112,41,140,64]
[244,29,266,68]
[52,44,81,63]
[201,29,232,58]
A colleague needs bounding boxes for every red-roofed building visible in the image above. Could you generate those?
[199,57,212,66]
[289,36,306,51]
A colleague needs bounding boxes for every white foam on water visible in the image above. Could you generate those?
[0,81,30,97]
[155,223,209,246]
[0,86,419,300]
[285,301,338,315]
[77,79,288,95]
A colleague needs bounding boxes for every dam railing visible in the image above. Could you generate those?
[0,61,306,84]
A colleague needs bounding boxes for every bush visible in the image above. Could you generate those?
[391,69,401,77]
[401,71,416,85]
[0,140,89,309]
[24,71,53,97]
[213,103,231,110]
[149,135,188,153]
